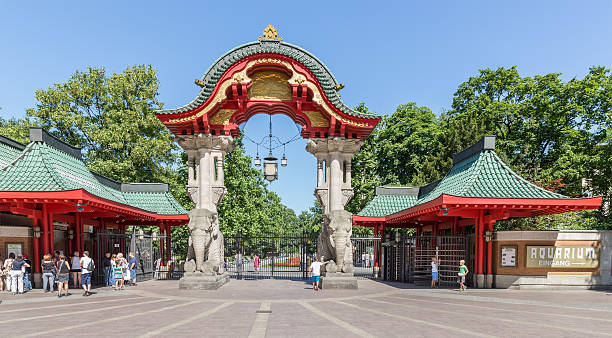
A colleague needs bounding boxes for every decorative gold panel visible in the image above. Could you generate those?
[209,109,236,125]
[247,71,292,101]
[302,110,330,127]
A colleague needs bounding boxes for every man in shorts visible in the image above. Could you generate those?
[431,257,439,288]
[80,251,94,296]
[308,256,327,291]
[128,252,138,286]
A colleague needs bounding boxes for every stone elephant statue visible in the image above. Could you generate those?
[317,209,354,274]
[185,207,224,274]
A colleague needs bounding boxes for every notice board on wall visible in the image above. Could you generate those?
[500,246,517,267]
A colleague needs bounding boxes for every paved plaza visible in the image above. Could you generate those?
[1,279,612,337]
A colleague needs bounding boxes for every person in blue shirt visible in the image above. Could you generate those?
[128,252,138,286]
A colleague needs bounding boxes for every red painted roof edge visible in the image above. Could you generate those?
[0,189,188,222]
[386,194,603,223]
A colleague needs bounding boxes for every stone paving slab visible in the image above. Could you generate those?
[2,279,612,337]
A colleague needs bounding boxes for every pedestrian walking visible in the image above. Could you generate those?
[80,251,94,296]
[23,254,32,291]
[308,256,327,291]
[56,254,71,297]
[41,253,56,293]
[3,253,15,292]
[458,259,469,292]
[431,257,439,288]
[254,254,260,273]
[71,251,82,289]
[128,252,138,286]
[110,254,117,288]
[117,253,129,286]
[9,254,30,294]
[113,258,124,290]
[361,252,367,268]
[103,252,112,286]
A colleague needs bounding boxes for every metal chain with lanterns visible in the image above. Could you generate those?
[241,114,301,182]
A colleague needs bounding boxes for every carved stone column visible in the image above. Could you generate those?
[306,137,363,213]
[306,137,363,280]
[176,134,234,289]
[177,134,235,210]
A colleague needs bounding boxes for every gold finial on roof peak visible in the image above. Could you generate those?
[259,24,282,41]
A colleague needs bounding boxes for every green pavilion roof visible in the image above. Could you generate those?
[358,136,572,218]
[156,40,380,120]
[0,128,186,216]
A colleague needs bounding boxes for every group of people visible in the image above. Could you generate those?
[1,253,32,294]
[41,251,95,297]
[101,252,138,290]
[1,250,139,297]
[360,252,373,268]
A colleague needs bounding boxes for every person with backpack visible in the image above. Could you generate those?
[41,253,56,293]
[56,254,71,297]
[9,254,30,294]
[80,251,94,296]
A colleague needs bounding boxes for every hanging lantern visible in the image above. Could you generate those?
[263,152,278,182]
[254,154,261,167]
[138,229,144,241]
[281,154,287,167]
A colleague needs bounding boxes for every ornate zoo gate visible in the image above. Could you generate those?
[382,234,474,287]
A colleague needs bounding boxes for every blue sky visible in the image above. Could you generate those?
[1,1,611,213]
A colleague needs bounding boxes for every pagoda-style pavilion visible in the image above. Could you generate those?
[354,135,602,287]
[0,128,187,283]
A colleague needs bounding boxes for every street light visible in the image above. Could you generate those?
[484,230,493,242]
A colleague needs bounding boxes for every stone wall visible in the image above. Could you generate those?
[493,230,612,289]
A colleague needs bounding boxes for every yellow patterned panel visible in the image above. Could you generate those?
[209,109,237,125]
[248,71,292,101]
[302,110,330,127]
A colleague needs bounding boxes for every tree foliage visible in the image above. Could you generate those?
[351,66,612,230]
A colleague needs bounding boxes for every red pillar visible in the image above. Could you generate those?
[165,224,171,262]
[42,204,49,255]
[477,211,484,275]
[486,221,494,275]
[75,212,82,254]
[32,217,41,273]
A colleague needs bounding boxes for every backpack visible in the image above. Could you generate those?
[86,258,95,272]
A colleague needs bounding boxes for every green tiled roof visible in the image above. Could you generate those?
[157,41,380,120]
[418,150,567,204]
[357,194,418,217]
[0,136,25,169]
[0,132,186,216]
[358,136,570,218]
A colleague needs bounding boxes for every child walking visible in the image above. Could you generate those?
[458,259,468,292]
[113,258,124,290]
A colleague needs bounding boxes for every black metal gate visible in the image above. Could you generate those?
[95,231,167,285]
[382,234,473,287]
[351,236,381,279]
[224,231,315,280]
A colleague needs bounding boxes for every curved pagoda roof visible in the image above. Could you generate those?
[156,25,380,140]
[0,128,187,222]
[355,136,601,225]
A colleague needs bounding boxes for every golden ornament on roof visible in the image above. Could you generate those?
[259,24,282,41]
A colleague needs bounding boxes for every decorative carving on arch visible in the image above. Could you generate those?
[157,37,380,140]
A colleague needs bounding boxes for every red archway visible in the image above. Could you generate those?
[156,44,380,139]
